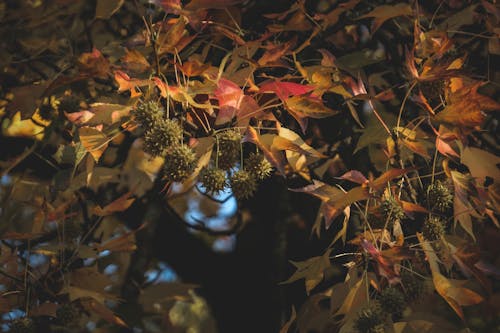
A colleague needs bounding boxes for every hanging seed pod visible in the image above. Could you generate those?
[353,303,385,333]
[230,170,257,200]
[199,167,227,194]
[245,153,273,180]
[143,119,183,157]
[427,181,453,212]
[216,130,241,170]
[422,216,446,240]
[132,100,163,131]
[163,145,197,182]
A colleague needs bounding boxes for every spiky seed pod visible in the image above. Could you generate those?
[380,197,405,225]
[245,153,273,180]
[216,130,241,170]
[418,80,445,103]
[143,119,183,157]
[401,270,425,301]
[422,216,446,240]
[230,170,257,200]
[378,287,406,320]
[56,304,80,327]
[427,181,453,212]
[58,95,81,113]
[199,167,227,194]
[163,145,197,182]
[132,100,163,130]
[354,303,385,333]
[9,318,35,333]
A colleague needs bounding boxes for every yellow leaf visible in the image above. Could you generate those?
[2,112,46,140]
[285,95,340,119]
[79,127,109,162]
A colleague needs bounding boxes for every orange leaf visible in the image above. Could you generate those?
[79,127,108,162]
[78,48,110,79]
[93,192,135,216]
[121,48,150,73]
[81,298,128,327]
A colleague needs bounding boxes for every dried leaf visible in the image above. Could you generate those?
[285,95,340,128]
[417,233,483,321]
[95,0,124,19]
[81,297,128,327]
[281,249,332,294]
[280,307,296,333]
[94,192,135,216]
[358,3,413,33]
[79,127,108,162]
[461,146,500,182]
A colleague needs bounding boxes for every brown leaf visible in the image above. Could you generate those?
[417,233,483,321]
[358,3,413,33]
[78,48,111,79]
[95,0,124,19]
[79,127,108,162]
[461,146,500,182]
[280,307,296,333]
[281,249,332,294]
[286,95,339,119]
[81,297,128,327]
[94,192,135,216]
[121,49,150,73]
[8,82,48,119]
[434,83,500,129]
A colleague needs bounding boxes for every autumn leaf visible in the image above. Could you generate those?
[417,233,483,321]
[8,82,48,119]
[2,112,46,140]
[86,103,132,125]
[285,95,340,132]
[259,80,315,101]
[80,297,128,327]
[78,127,109,162]
[114,70,151,98]
[280,307,296,333]
[358,3,413,33]
[360,238,401,284]
[281,249,332,294]
[121,48,150,73]
[434,83,500,129]
[336,170,368,185]
[78,48,111,79]
[93,192,135,216]
[461,146,500,183]
[258,37,297,66]
[95,0,124,19]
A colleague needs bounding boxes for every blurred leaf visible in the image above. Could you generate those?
[81,297,128,327]
[95,0,124,19]
[94,192,135,216]
[357,3,413,33]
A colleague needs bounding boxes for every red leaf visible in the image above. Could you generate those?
[259,80,315,101]
[336,170,368,185]
[360,238,401,284]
